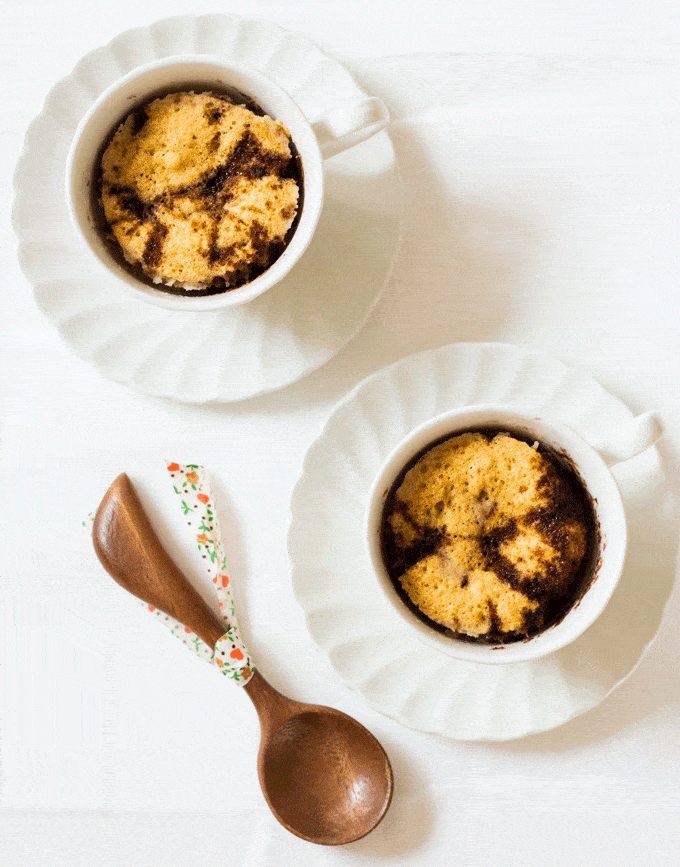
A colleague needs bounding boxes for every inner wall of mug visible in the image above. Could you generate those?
[367,407,625,662]
[69,60,323,309]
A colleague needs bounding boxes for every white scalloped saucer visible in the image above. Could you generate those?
[13,14,402,403]
[288,343,676,740]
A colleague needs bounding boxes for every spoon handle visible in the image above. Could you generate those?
[93,473,229,650]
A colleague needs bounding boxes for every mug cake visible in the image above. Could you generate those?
[98,90,302,295]
[379,429,598,644]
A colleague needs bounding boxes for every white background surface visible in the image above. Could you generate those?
[2,1,680,865]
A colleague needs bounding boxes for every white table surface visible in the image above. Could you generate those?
[2,1,680,865]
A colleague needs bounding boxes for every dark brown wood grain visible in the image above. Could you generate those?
[246,670,394,845]
[92,473,393,845]
[92,473,226,648]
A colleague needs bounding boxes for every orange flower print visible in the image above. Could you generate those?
[166,463,252,683]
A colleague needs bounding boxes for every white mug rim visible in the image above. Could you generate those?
[65,54,325,311]
[365,404,627,664]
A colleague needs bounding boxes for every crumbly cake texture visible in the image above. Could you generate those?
[383,432,591,640]
[100,92,300,290]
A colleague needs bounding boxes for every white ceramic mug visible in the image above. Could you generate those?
[66,55,389,311]
[365,405,659,664]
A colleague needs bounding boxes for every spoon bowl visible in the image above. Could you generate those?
[246,671,392,844]
[92,473,393,845]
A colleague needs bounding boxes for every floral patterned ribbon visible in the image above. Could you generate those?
[162,463,254,684]
[88,465,254,683]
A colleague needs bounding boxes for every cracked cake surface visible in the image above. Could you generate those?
[99,91,300,292]
[380,431,596,642]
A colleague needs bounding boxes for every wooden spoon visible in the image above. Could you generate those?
[92,474,393,845]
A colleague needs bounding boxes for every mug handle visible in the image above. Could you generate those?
[589,411,661,467]
[311,96,390,159]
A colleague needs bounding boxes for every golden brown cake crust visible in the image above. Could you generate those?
[100,92,300,290]
[381,431,595,641]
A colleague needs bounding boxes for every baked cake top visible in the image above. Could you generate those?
[100,92,300,290]
[382,431,593,640]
